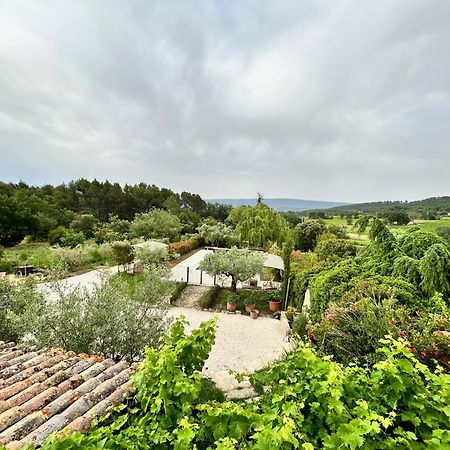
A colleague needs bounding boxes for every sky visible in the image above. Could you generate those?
[0,0,449,203]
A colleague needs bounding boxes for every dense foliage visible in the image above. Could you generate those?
[0,180,227,246]
[1,267,174,361]
[323,196,450,219]
[24,319,450,450]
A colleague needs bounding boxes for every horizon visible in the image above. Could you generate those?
[2,177,447,206]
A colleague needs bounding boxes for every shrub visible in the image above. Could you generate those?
[291,312,309,340]
[0,278,44,342]
[309,259,362,322]
[199,285,221,309]
[170,281,187,304]
[293,220,327,251]
[59,230,86,248]
[167,235,200,256]
[25,267,174,361]
[48,226,69,246]
[135,246,170,269]
[53,247,90,271]
[315,238,358,262]
[111,240,134,272]
[312,298,408,366]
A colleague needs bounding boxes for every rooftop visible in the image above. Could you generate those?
[0,341,135,449]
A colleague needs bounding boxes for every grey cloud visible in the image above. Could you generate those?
[0,0,449,202]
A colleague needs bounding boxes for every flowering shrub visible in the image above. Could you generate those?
[167,235,200,256]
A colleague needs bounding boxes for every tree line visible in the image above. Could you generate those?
[0,179,231,246]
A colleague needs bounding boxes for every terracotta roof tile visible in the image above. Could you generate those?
[0,342,134,448]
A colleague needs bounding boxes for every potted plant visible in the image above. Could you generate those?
[244,294,256,312]
[226,293,238,312]
[250,309,259,319]
[268,291,281,312]
[285,307,297,325]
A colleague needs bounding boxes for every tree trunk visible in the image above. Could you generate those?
[231,278,237,293]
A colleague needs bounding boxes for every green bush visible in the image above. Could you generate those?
[0,278,44,342]
[24,267,173,361]
[48,226,69,246]
[291,312,309,340]
[315,238,358,262]
[312,298,408,366]
[170,281,187,304]
[199,285,222,309]
[59,230,86,248]
[309,259,362,322]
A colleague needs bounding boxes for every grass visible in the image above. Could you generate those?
[2,247,58,271]
[313,215,450,238]
[1,241,115,275]
[112,273,146,294]
[113,273,187,304]
[388,217,450,234]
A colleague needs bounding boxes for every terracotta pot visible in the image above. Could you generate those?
[245,304,256,312]
[250,309,259,319]
[227,302,237,312]
[268,300,281,312]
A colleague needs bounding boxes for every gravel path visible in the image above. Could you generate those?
[174,285,210,308]
[168,307,292,390]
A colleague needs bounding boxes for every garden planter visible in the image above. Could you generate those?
[250,310,259,319]
[268,300,281,312]
[245,304,256,312]
[227,302,237,312]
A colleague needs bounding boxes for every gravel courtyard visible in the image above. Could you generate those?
[38,268,292,392]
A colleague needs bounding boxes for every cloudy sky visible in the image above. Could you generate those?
[1,1,449,203]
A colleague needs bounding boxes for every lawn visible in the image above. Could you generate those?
[389,217,450,234]
[1,245,58,272]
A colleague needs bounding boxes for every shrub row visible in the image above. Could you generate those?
[167,235,200,256]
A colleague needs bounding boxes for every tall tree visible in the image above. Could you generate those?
[228,204,290,248]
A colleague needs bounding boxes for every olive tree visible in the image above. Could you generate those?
[199,247,264,293]
[24,266,174,361]
[197,221,234,247]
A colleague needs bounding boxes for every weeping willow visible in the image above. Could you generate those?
[229,204,290,248]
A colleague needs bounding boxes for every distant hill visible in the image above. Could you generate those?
[326,196,450,215]
[207,198,349,212]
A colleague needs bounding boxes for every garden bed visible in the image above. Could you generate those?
[199,286,280,316]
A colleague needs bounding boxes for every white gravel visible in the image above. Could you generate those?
[168,307,292,389]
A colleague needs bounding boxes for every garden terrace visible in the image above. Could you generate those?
[0,342,135,449]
